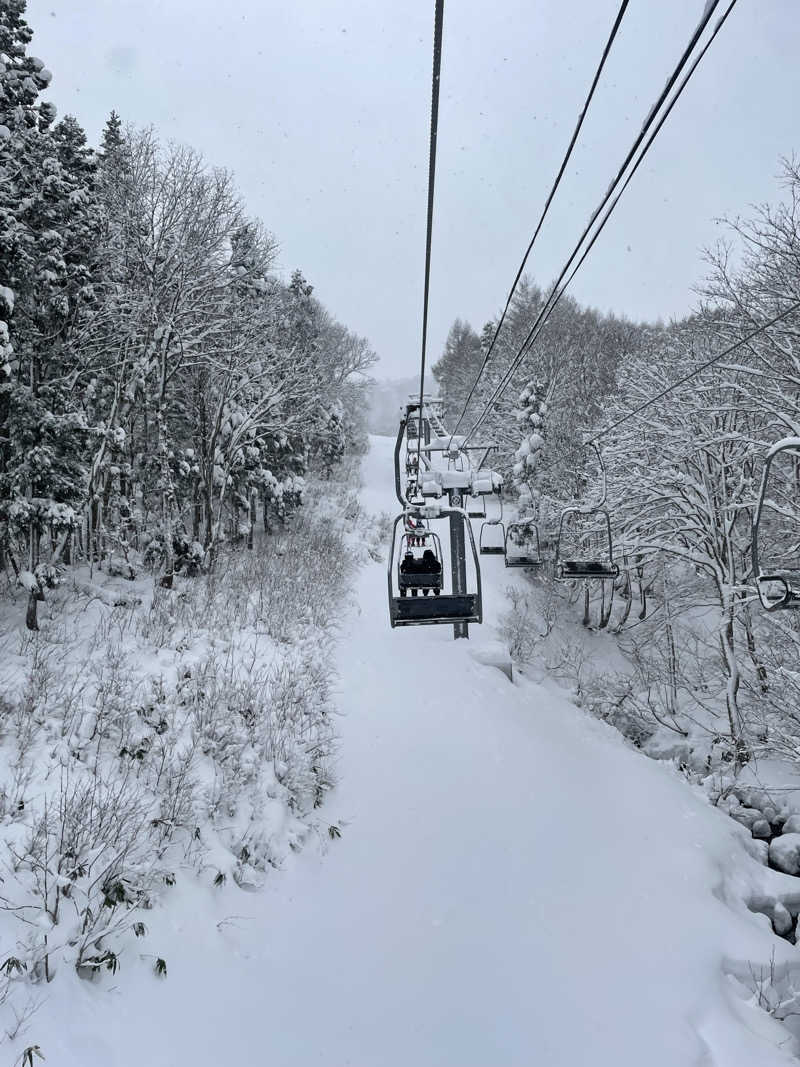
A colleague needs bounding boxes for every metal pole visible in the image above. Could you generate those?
[449,489,468,640]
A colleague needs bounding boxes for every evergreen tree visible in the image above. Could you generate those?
[100,108,123,154]
[0,4,100,621]
[432,319,482,429]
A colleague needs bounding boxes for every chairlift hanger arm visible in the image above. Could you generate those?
[395,415,411,507]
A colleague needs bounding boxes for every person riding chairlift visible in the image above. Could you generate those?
[400,548,442,596]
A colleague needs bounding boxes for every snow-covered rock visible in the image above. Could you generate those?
[772,901,794,937]
[743,838,769,866]
[730,806,761,829]
[752,819,772,840]
[782,814,800,835]
[769,833,800,874]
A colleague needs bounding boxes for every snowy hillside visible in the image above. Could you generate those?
[6,435,797,1066]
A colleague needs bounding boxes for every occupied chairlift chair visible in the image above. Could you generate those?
[479,492,505,555]
[388,509,483,627]
[752,436,800,610]
[554,445,619,581]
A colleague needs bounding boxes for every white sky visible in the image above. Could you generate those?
[26,0,800,378]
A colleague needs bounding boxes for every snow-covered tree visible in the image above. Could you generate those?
[0,4,101,624]
[511,379,547,515]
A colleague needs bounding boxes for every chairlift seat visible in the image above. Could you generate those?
[557,559,619,580]
[480,545,505,555]
[505,554,543,568]
[390,593,480,627]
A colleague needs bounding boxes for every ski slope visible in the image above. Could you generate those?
[43,434,796,1065]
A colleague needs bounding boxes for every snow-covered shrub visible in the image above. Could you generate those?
[499,585,557,663]
[0,502,349,1004]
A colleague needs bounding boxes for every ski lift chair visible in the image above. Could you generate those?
[388,510,483,627]
[554,511,619,580]
[467,494,487,519]
[504,519,544,568]
[479,493,505,555]
[553,444,618,581]
[752,436,800,610]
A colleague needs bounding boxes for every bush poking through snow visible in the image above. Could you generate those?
[0,481,353,1035]
[19,1046,45,1067]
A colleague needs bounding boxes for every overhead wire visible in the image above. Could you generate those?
[583,300,800,447]
[461,0,736,447]
[447,0,632,447]
[416,0,445,473]
[465,0,738,444]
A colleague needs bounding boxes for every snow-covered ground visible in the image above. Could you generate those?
[30,435,800,1065]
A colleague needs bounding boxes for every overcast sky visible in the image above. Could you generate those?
[26,0,800,379]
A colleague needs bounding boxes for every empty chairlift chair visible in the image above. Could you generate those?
[479,493,505,555]
[752,436,800,610]
[467,495,487,519]
[554,511,619,580]
[504,519,544,568]
[553,444,619,582]
[388,510,483,627]
[470,467,501,520]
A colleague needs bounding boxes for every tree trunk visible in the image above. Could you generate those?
[156,404,177,589]
[26,586,44,631]
[247,489,257,550]
[192,476,201,541]
[719,590,747,768]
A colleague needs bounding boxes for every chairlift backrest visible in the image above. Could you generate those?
[752,437,800,610]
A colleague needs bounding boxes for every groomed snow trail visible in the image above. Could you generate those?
[45,435,795,1065]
